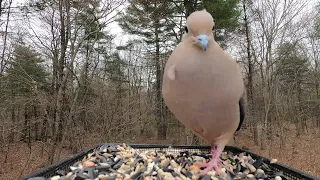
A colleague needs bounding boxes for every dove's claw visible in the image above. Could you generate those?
[195,145,223,176]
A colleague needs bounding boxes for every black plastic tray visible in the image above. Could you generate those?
[20,143,319,180]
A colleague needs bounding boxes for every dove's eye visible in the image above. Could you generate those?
[185,26,188,33]
[212,25,215,31]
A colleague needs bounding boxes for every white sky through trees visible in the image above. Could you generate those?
[1,0,319,64]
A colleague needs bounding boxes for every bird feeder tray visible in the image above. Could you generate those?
[20,143,319,180]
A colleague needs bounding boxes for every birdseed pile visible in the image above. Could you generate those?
[27,144,285,180]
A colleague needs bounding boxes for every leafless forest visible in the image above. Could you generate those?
[0,0,320,179]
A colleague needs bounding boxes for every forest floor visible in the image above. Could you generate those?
[0,121,319,180]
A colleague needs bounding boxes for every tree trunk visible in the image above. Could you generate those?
[9,104,15,143]
[40,106,49,142]
[253,121,259,145]
[243,0,253,103]
[23,104,31,143]
[155,20,166,140]
[33,103,39,140]
[0,0,13,75]
[0,0,3,17]
[183,0,201,18]
[48,0,71,164]
[8,88,15,143]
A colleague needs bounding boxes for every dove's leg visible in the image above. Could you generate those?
[194,145,222,175]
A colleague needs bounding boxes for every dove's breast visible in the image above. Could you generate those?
[162,44,243,144]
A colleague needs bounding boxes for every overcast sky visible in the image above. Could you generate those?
[2,0,127,47]
[1,0,319,58]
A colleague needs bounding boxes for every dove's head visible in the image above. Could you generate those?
[184,9,215,51]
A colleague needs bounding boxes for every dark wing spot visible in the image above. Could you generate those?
[236,97,245,131]
[212,19,215,31]
[184,26,188,33]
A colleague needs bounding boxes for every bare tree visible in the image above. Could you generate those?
[0,0,13,75]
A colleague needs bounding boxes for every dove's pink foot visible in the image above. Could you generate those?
[194,145,223,176]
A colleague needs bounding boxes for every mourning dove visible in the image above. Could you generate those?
[162,10,246,175]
